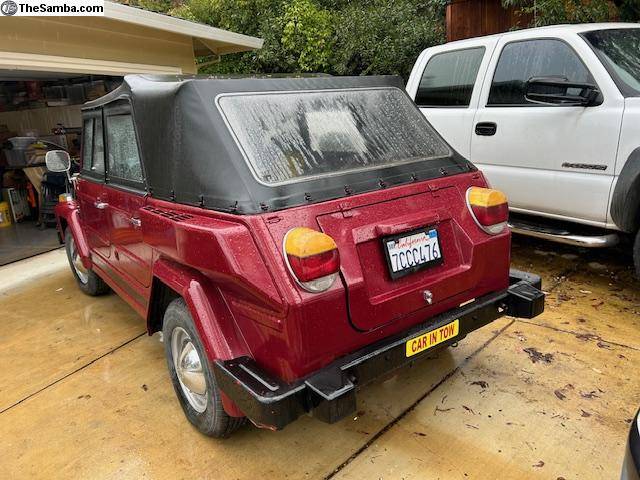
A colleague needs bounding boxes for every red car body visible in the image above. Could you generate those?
[54,75,544,432]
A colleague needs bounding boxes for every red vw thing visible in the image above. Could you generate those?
[49,75,544,438]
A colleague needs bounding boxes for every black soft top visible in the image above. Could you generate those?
[84,74,471,214]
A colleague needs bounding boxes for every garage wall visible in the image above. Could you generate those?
[0,105,82,136]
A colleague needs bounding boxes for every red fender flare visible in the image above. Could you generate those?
[55,201,92,269]
[151,258,248,417]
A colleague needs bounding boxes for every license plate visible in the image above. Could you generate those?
[405,320,459,357]
[383,227,443,280]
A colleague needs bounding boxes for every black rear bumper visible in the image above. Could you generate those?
[213,269,544,430]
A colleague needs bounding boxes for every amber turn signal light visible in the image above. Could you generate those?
[466,187,509,235]
[283,227,340,292]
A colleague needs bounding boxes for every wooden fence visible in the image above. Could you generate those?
[446,0,533,42]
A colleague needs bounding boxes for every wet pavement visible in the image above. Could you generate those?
[0,237,638,479]
[0,221,60,266]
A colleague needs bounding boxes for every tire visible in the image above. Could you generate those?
[634,229,640,279]
[64,229,110,296]
[162,298,245,438]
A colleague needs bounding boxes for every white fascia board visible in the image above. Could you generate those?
[104,1,263,52]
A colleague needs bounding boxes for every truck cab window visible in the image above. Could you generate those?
[583,28,640,97]
[488,39,594,106]
[106,114,144,184]
[415,47,485,107]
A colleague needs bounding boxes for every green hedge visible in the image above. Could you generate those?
[125,0,446,79]
[123,0,638,79]
[502,0,638,26]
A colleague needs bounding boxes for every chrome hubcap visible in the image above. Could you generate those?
[171,327,208,413]
[69,236,88,284]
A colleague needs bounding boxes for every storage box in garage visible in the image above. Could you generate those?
[3,137,36,167]
[2,187,30,222]
[0,126,18,167]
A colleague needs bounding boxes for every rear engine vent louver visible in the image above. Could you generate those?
[142,206,194,222]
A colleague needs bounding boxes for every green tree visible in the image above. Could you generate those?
[502,0,618,26]
[122,0,176,14]
[163,0,446,79]
[169,0,277,37]
[124,0,640,78]
[618,0,640,21]
[170,0,334,74]
[332,0,446,78]
[281,0,334,71]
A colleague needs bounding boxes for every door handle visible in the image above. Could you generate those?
[94,201,109,209]
[130,217,141,228]
[475,122,497,136]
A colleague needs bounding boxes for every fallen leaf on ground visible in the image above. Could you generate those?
[470,380,489,389]
[523,347,554,364]
[554,389,566,400]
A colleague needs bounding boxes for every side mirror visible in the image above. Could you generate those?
[45,150,71,172]
[525,76,601,107]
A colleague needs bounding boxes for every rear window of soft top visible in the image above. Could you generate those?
[217,88,451,185]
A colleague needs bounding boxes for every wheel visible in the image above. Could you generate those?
[64,229,110,296]
[634,229,640,279]
[162,298,245,438]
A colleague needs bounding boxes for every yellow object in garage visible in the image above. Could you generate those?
[0,201,11,227]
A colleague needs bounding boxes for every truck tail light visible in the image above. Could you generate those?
[283,227,340,292]
[466,187,509,235]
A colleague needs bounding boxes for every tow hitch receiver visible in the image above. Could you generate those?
[214,269,545,430]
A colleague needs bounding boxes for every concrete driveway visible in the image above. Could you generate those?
[1,238,638,479]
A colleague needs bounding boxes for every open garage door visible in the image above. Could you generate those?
[0,70,122,265]
[0,1,262,265]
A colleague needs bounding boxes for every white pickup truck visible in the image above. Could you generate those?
[407,23,640,276]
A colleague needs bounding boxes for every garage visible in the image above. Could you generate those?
[0,2,262,265]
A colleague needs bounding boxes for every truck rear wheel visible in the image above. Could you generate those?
[162,298,245,438]
[64,229,110,296]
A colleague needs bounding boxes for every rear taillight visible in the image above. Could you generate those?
[466,187,508,234]
[283,227,340,293]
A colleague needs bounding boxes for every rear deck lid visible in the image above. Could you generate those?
[316,185,477,331]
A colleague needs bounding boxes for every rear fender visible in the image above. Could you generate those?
[55,201,92,269]
[150,258,249,417]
